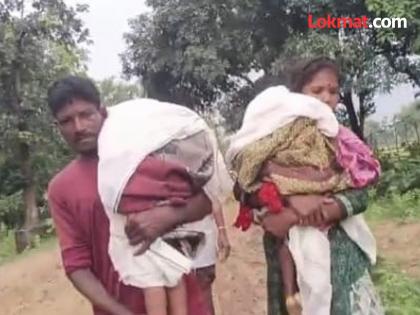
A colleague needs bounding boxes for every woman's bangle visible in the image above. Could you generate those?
[217,226,226,230]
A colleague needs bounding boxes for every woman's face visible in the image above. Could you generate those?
[301,68,340,110]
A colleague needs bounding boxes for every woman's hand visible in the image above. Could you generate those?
[291,196,346,228]
[285,194,348,227]
[319,196,346,224]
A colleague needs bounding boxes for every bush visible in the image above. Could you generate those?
[367,190,420,221]
[0,191,24,229]
[373,259,420,315]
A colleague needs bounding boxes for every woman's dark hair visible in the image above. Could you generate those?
[288,57,340,92]
[47,75,101,116]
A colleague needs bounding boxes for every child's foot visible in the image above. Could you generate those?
[285,293,302,315]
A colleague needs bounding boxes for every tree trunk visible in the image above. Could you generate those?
[11,42,39,253]
[358,94,366,139]
[394,124,400,159]
[16,139,40,253]
[414,123,420,145]
[342,91,364,139]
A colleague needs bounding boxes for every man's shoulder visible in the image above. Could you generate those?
[48,159,80,197]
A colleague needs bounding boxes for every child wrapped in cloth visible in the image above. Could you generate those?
[226,86,380,315]
[97,99,232,315]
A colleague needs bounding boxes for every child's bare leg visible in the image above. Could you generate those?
[277,241,298,296]
[167,279,188,315]
[278,240,302,315]
[144,287,168,315]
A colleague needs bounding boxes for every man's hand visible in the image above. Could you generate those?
[69,269,135,315]
[125,206,179,255]
[125,191,212,255]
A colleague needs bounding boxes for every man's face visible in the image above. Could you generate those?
[55,99,106,155]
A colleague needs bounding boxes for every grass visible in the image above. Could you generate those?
[367,191,420,314]
[0,231,56,266]
[366,190,420,222]
[373,259,420,315]
[0,232,16,265]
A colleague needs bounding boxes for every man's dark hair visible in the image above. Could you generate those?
[288,57,340,92]
[47,75,101,116]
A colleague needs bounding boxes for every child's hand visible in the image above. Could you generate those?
[217,228,231,262]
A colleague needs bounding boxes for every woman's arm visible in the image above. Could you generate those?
[333,188,369,217]
[279,188,369,227]
[315,188,369,226]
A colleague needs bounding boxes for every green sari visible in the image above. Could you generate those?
[265,189,384,315]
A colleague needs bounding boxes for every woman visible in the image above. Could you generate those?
[261,57,384,315]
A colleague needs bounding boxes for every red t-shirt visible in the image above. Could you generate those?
[48,157,209,315]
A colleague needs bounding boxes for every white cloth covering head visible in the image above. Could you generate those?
[97,98,233,288]
[226,85,339,167]
[98,98,232,214]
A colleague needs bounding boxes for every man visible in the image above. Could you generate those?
[47,76,213,315]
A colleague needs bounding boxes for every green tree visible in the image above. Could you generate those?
[97,77,144,106]
[121,0,307,108]
[271,31,405,138]
[367,0,420,86]
[398,100,420,144]
[121,0,416,137]
[0,0,88,250]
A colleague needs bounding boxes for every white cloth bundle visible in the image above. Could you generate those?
[98,99,232,287]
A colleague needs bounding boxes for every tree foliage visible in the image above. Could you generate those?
[122,0,416,137]
[97,77,145,106]
[0,0,88,247]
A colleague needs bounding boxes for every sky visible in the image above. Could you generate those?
[64,0,419,121]
[64,0,148,80]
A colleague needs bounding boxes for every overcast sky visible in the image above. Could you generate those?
[64,0,418,121]
[64,0,147,80]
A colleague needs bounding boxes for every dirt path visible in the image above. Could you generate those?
[371,220,420,278]
[0,202,267,315]
[0,246,90,315]
[1,214,419,315]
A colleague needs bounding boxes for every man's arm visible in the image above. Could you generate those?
[69,269,133,315]
[48,184,133,315]
[125,190,212,254]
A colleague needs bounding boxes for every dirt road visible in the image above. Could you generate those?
[0,206,267,315]
[1,216,419,315]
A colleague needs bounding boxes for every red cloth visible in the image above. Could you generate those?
[234,182,283,231]
[48,157,209,315]
[119,155,194,214]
